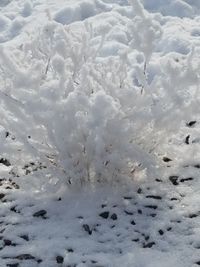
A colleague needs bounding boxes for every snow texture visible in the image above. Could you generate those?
[0,0,200,266]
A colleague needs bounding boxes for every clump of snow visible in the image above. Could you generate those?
[21,0,33,17]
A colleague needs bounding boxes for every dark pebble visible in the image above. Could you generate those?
[99,211,109,219]
[144,205,157,210]
[33,210,47,218]
[0,193,5,200]
[185,135,190,144]
[163,157,172,162]
[194,164,200,169]
[16,254,35,260]
[188,213,198,218]
[186,121,196,127]
[137,209,142,214]
[158,229,164,235]
[143,242,155,248]
[67,248,74,253]
[132,238,139,242]
[4,239,12,246]
[137,188,142,194]
[124,210,133,215]
[0,158,11,167]
[180,177,193,183]
[56,255,64,264]
[82,224,92,235]
[123,196,132,200]
[20,235,29,241]
[110,213,117,220]
[6,264,19,267]
[155,178,162,182]
[146,195,162,200]
[131,220,136,225]
[169,176,179,185]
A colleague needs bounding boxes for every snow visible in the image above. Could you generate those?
[0,0,200,266]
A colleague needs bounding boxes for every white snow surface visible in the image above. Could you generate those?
[0,0,200,266]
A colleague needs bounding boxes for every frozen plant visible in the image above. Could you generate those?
[0,19,157,185]
[127,0,162,91]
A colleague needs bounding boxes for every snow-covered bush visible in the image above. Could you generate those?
[0,0,199,185]
[0,19,156,185]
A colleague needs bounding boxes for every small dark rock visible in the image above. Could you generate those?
[56,255,64,264]
[155,178,162,182]
[149,214,156,217]
[195,261,200,265]
[132,238,139,242]
[0,158,11,167]
[185,135,190,144]
[163,157,172,162]
[146,195,162,200]
[137,209,142,214]
[0,193,5,200]
[4,239,12,246]
[20,235,29,241]
[16,254,35,260]
[67,248,74,253]
[144,205,158,210]
[99,211,109,219]
[158,229,164,235]
[131,220,136,225]
[169,176,179,185]
[33,210,47,218]
[188,213,198,218]
[194,164,200,169]
[171,197,178,201]
[143,242,155,248]
[5,131,10,138]
[137,188,142,194]
[186,121,196,127]
[25,169,31,175]
[101,204,107,208]
[180,177,193,183]
[124,210,133,215]
[82,224,92,235]
[10,206,19,213]
[123,196,132,200]
[110,213,117,220]
[6,264,19,267]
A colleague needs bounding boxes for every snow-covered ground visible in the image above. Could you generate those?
[0,0,200,266]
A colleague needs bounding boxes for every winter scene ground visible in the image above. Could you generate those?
[0,0,200,266]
